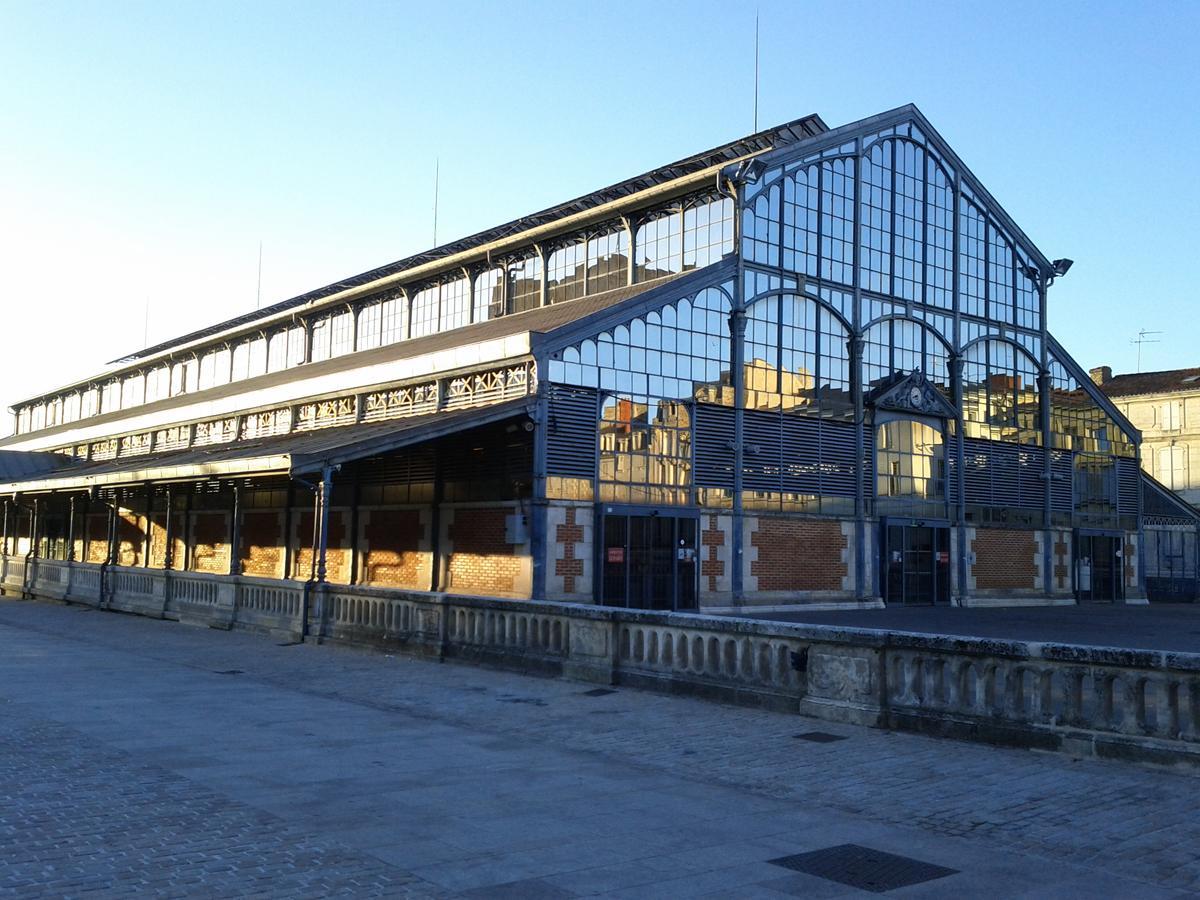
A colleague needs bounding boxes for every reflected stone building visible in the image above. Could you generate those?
[0,104,1183,611]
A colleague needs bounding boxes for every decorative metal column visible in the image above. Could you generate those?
[849,335,867,600]
[228,483,242,577]
[529,376,548,600]
[729,305,747,604]
[1038,369,1054,595]
[66,496,76,562]
[162,488,175,571]
[316,467,333,583]
[950,353,968,602]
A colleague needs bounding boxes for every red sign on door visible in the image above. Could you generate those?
[607,547,624,563]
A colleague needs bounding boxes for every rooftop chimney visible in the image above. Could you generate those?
[1089,365,1112,386]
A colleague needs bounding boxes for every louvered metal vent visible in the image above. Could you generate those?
[546,385,598,479]
[693,403,736,489]
[951,438,1044,511]
[1117,458,1140,515]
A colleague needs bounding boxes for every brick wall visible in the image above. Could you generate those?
[701,515,725,592]
[447,507,521,595]
[189,512,230,574]
[148,514,186,570]
[84,513,107,564]
[239,511,284,578]
[361,508,425,588]
[292,509,350,584]
[749,517,847,592]
[554,508,584,594]
[972,528,1037,591]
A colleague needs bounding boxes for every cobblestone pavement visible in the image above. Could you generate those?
[1,599,1199,898]
[746,602,1200,652]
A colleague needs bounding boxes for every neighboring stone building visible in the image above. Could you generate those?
[0,104,1174,611]
[1093,366,1200,507]
[1093,366,1200,600]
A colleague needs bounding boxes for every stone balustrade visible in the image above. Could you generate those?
[3,552,1198,768]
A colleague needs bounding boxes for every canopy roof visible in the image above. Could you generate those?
[0,399,531,494]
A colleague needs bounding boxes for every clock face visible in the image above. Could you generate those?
[908,386,923,407]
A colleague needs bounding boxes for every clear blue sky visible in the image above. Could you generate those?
[1,0,1197,427]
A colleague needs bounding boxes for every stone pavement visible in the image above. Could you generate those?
[1,599,1198,898]
[746,602,1200,652]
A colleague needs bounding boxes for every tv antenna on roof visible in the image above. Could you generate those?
[1130,328,1162,373]
[753,9,760,132]
[432,158,440,246]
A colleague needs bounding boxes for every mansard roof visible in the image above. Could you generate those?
[107,114,826,367]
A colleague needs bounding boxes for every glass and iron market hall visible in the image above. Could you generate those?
[1,104,1180,612]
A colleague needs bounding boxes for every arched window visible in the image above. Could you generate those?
[962,340,1040,444]
[744,292,851,419]
[876,419,946,517]
[862,317,951,398]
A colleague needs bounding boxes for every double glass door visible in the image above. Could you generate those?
[1076,532,1123,603]
[883,523,950,605]
[601,512,698,611]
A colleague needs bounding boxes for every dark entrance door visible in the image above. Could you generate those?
[601,511,697,611]
[1075,532,1124,603]
[882,522,951,605]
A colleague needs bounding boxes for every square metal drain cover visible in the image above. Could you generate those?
[768,844,957,893]
[793,731,847,743]
[582,688,617,696]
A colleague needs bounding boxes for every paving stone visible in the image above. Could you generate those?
[2,599,1199,897]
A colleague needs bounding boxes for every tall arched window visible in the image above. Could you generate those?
[876,419,946,517]
[962,339,1040,444]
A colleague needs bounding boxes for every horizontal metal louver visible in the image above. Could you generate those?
[739,410,863,499]
[546,385,598,479]
[1117,458,1140,515]
[951,438,1045,511]
[694,403,736,489]
[1049,450,1073,513]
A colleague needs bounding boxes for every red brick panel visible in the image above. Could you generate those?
[1053,536,1069,587]
[292,510,350,584]
[362,509,425,588]
[190,512,230,574]
[148,514,186,570]
[972,528,1037,590]
[554,507,584,593]
[116,513,144,568]
[750,518,846,591]
[240,511,284,578]
[701,514,725,591]
[448,508,520,594]
[84,513,108,564]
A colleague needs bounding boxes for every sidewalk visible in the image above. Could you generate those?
[1,598,1197,898]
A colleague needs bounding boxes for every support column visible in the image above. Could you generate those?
[429,442,445,593]
[281,483,293,580]
[228,483,242,577]
[850,335,866,600]
[951,353,968,603]
[2,499,9,558]
[66,496,76,562]
[729,305,747,604]
[1038,369,1054,595]
[162,489,175,571]
[316,467,332,583]
[28,497,40,561]
[141,487,153,568]
[530,379,548,600]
